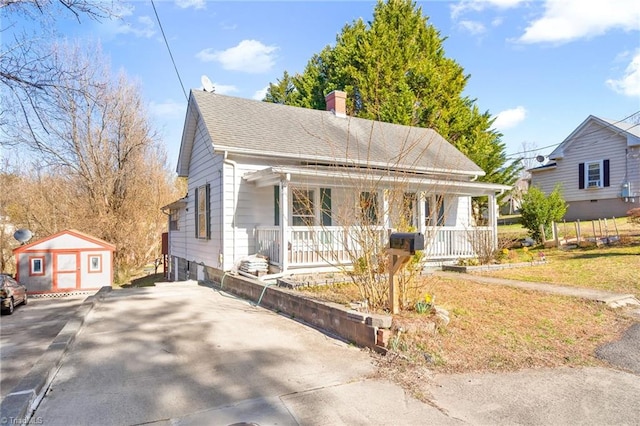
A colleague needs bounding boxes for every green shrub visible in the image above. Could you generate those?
[520,185,568,242]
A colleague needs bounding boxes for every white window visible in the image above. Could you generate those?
[169,209,180,231]
[88,255,102,273]
[30,257,45,276]
[292,189,315,226]
[360,191,379,225]
[586,161,602,188]
[195,184,210,239]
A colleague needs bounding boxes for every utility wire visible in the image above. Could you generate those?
[151,0,188,101]
[505,111,640,159]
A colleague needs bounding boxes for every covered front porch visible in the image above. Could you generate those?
[256,225,494,270]
[244,165,509,273]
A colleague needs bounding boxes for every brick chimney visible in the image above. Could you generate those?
[325,90,347,118]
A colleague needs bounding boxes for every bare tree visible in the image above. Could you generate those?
[0,0,119,139]
[4,42,179,282]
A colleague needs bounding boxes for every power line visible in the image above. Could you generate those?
[151,0,188,101]
[505,111,640,159]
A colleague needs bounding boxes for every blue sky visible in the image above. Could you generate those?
[8,0,640,169]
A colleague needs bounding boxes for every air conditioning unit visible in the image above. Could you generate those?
[588,180,600,188]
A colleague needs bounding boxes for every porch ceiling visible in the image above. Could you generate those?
[244,166,510,196]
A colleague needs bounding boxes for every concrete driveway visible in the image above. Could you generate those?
[19,282,640,425]
[30,283,453,425]
[0,295,88,400]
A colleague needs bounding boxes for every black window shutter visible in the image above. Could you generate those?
[194,187,199,237]
[578,163,585,189]
[603,159,610,187]
[205,184,211,239]
[321,188,331,226]
[274,186,280,226]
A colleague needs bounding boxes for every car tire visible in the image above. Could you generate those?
[6,298,14,315]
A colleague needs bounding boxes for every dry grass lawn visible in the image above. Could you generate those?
[474,244,640,297]
[296,276,634,374]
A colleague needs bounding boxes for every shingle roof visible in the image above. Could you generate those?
[188,90,484,177]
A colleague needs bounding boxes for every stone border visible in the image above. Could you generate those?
[0,286,111,425]
[443,261,547,273]
[206,270,392,353]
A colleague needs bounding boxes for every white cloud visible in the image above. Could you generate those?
[210,83,238,95]
[253,86,269,101]
[451,0,526,19]
[606,50,640,97]
[113,15,156,38]
[175,0,206,9]
[196,40,278,74]
[149,99,185,119]
[493,106,527,130]
[458,20,486,35]
[518,0,640,44]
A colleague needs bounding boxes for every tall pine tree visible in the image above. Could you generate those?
[265,0,520,212]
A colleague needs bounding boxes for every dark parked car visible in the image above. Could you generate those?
[1,274,27,315]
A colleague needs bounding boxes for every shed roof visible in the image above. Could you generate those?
[13,229,116,253]
[177,90,484,179]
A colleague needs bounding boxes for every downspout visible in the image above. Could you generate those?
[160,207,171,280]
[223,151,237,270]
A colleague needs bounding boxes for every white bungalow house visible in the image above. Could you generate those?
[164,90,510,281]
[530,115,640,221]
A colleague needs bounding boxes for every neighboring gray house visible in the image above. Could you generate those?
[13,229,115,293]
[164,90,510,281]
[530,115,640,221]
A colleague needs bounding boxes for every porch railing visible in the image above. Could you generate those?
[255,225,493,268]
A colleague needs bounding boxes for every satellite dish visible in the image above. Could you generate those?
[536,155,546,163]
[201,75,215,93]
[13,229,33,245]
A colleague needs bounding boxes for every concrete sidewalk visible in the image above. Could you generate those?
[433,270,640,309]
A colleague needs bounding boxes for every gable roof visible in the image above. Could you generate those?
[177,90,484,178]
[13,229,115,253]
[549,115,640,160]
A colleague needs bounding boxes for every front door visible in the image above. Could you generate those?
[55,253,80,290]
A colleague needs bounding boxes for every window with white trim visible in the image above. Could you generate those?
[88,254,102,273]
[360,191,379,225]
[30,256,45,276]
[195,184,210,239]
[579,159,609,190]
[587,161,602,188]
[169,209,180,231]
[292,189,315,226]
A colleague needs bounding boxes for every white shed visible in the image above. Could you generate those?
[13,229,115,294]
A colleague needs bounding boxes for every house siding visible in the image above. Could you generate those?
[531,120,640,220]
[173,117,223,272]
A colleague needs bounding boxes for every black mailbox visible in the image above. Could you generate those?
[389,232,424,254]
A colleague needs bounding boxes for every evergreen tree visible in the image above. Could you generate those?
[264,0,520,208]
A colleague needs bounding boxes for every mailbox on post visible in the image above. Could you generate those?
[389,232,425,255]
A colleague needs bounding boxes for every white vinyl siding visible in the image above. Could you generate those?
[531,121,628,202]
[172,117,221,267]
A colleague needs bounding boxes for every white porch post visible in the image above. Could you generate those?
[488,193,498,249]
[417,191,426,235]
[382,189,391,229]
[280,176,290,273]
